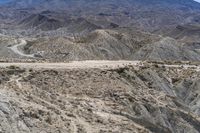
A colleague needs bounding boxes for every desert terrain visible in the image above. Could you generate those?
[0,0,200,133]
[0,61,200,133]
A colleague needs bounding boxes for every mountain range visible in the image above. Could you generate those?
[0,0,199,61]
[1,0,200,32]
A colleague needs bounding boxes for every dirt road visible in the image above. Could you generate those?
[0,60,141,69]
[8,39,35,58]
[0,60,199,71]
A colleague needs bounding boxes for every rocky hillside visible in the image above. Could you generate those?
[11,28,199,62]
[165,24,200,43]
[0,61,200,132]
[18,13,100,32]
[20,29,161,61]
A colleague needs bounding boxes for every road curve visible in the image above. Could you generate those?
[9,39,35,58]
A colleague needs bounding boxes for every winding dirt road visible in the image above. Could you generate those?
[8,39,35,58]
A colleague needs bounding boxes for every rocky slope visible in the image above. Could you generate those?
[4,28,198,62]
[17,13,101,32]
[165,24,200,43]
[1,28,200,62]
[18,29,161,61]
[0,61,200,132]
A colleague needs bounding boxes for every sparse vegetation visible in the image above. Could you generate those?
[0,0,200,132]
